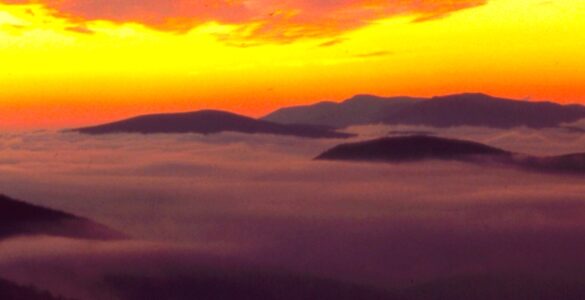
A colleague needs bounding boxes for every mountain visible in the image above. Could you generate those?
[263,95,424,128]
[0,194,125,240]
[385,93,585,128]
[0,278,74,300]
[515,153,585,174]
[73,110,353,138]
[102,271,585,300]
[107,272,585,300]
[316,135,512,162]
[396,273,585,300]
[316,135,585,175]
[103,272,393,300]
[264,93,585,129]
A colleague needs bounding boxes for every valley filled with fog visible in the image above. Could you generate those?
[1,124,585,299]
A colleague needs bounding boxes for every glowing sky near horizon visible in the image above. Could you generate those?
[0,0,584,128]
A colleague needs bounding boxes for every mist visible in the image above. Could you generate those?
[1,126,585,299]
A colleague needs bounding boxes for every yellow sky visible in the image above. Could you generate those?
[0,0,584,128]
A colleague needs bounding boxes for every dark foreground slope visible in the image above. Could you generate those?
[395,273,585,300]
[74,110,352,138]
[0,194,125,240]
[96,270,585,300]
[264,93,585,129]
[0,278,73,300]
[316,135,585,175]
[103,272,393,300]
[316,135,512,162]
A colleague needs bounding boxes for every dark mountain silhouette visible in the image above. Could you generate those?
[316,135,512,162]
[515,153,585,174]
[263,95,424,127]
[0,278,74,300]
[316,135,585,175]
[0,194,125,240]
[8,268,585,300]
[264,93,585,129]
[99,270,585,300]
[73,110,353,138]
[103,271,393,300]
[395,273,585,300]
[385,93,585,128]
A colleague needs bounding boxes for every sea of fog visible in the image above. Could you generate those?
[1,124,585,299]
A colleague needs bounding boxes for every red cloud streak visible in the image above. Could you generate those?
[3,0,486,40]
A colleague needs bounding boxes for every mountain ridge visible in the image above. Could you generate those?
[0,277,74,300]
[263,95,425,128]
[316,135,513,162]
[73,109,353,138]
[264,93,585,129]
[0,194,126,240]
[316,135,585,175]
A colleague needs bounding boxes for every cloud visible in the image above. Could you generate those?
[318,38,346,47]
[2,127,585,299]
[1,0,487,41]
[354,50,393,58]
[65,25,95,34]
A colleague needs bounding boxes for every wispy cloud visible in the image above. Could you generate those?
[65,25,95,34]
[1,0,487,41]
[318,38,346,47]
[354,50,394,58]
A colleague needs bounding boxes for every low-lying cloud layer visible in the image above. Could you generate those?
[1,126,585,299]
[2,0,486,40]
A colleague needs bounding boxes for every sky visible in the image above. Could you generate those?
[0,0,584,128]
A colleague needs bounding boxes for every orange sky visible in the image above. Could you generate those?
[1,0,584,129]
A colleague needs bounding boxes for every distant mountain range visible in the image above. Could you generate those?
[74,110,353,138]
[263,95,424,128]
[316,135,585,175]
[70,93,585,137]
[264,93,585,129]
[0,194,125,240]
